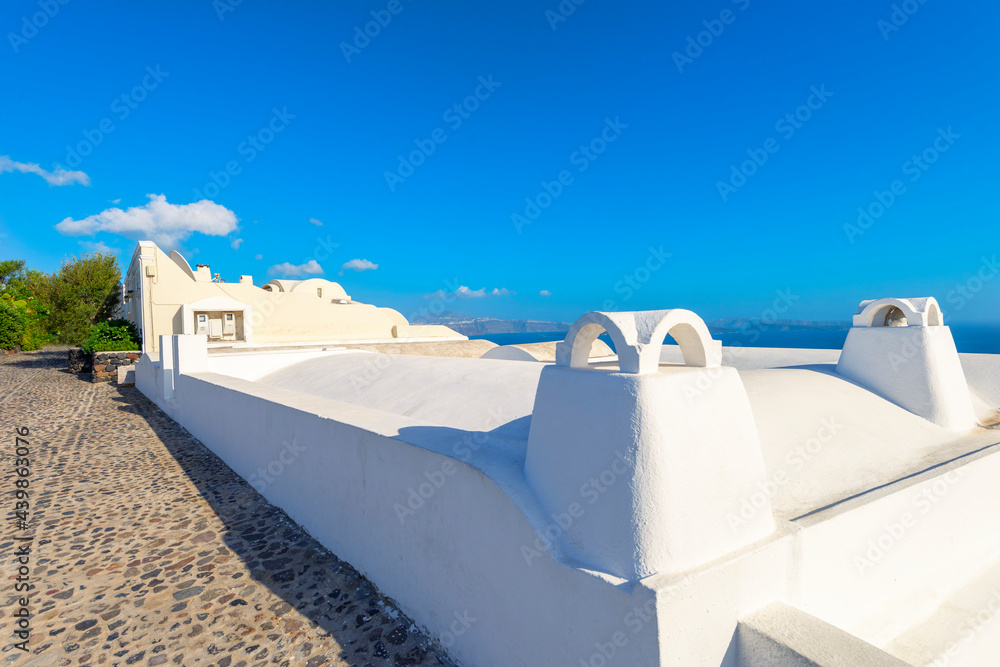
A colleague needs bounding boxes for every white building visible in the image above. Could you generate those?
[120,241,462,357]
[134,298,1000,666]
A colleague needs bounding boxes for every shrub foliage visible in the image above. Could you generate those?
[81,319,142,354]
[35,253,122,345]
[0,300,26,350]
[1,253,126,350]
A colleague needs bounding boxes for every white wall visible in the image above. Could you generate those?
[836,326,977,430]
[135,334,1000,667]
[137,347,668,666]
[789,450,1000,649]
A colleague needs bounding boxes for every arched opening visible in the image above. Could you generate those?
[927,301,943,326]
[657,322,712,367]
[644,310,719,370]
[875,305,908,327]
[560,310,718,374]
[570,322,611,368]
[560,312,635,371]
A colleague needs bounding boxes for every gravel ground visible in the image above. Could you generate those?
[0,348,454,667]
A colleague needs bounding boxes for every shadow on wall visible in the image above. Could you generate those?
[395,416,533,457]
[108,381,455,666]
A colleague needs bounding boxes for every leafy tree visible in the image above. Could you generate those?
[0,259,25,288]
[35,253,122,344]
[0,300,25,350]
[2,266,42,303]
[0,260,47,350]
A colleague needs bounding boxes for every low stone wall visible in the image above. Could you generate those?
[91,351,141,383]
[68,348,91,373]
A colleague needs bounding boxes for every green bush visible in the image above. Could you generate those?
[36,253,122,345]
[20,318,52,351]
[81,319,142,354]
[2,261,51,350]
[2,292,51,351]
[0,300,26,350]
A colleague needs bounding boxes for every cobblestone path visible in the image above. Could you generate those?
[0,349,453,667]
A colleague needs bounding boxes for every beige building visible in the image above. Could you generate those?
[121,241,462,357]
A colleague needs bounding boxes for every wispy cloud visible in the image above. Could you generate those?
[55,194,238,249]
[254,254,263,261]
[79,240,118,255]
[231,238,244,250]
[0,156,90,186]
[268,260,323,277]
[340,258,378,275]
[539,290,552,296]
[309,217,324,226]
[423,285,514,299]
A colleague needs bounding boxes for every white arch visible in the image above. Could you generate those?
[558,312,639,372]
[265,279,298,293]
[870,303,909,327]
[927,300,943,326]
[646,310,719,369]
[557,309,719,375]
[853,297,943,328]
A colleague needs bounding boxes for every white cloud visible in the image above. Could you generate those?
[309,217,323,226]
[268,260,323,277]
[55,194,238,249]
[79,240,118,255]
[423,285,514,300]
[111,198,121,204]
[231,238,244,250]
[0,156,90,186]
[456,286,487,298]
[340,258,378,275]
[539,290,552,296]
[254,254,263,261]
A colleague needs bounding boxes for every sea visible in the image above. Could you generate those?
[469,324,1000,355]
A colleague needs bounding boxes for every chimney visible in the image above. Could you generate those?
[194,264,212,282]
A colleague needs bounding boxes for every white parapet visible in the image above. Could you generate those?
[526,309,774,580]
[837,297,976,430]
[130,323,1000,665]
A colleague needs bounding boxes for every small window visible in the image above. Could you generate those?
[226,313,234,321]
[317,288,323,297]
[197,314,207,323]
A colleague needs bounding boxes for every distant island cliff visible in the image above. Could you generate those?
[707,318,850,333]
[414,312,850,337]
[412,312,571,336]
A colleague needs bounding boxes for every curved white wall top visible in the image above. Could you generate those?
[555,309,721,374]
[853,297,944,328]
[839,297,973,429]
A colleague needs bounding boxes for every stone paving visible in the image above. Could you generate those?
[0,348,455,667]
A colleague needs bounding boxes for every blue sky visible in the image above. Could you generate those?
[1,0,997,324]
